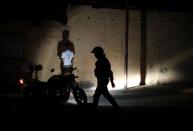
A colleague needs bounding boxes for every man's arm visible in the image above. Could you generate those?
[109,71,115,88]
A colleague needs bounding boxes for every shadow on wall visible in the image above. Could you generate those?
[175,54,193,83]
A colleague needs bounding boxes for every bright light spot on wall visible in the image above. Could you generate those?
[127,75,140,88]
[86,75,141,91]
[108,74,140,90]
[108,76,125,90]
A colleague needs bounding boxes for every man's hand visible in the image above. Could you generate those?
[111,81,115,88]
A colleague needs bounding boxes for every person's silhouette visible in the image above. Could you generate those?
[91,46,119,110]
[21,59,35,79]
[57,30,75,75]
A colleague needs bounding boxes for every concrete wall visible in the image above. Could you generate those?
[146,11,193,85]
[0,20,65,90]
[1,5,193,91]
[67,6,125,89]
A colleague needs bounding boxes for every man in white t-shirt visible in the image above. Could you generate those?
[58,29,75,75]
[61,50,74,75]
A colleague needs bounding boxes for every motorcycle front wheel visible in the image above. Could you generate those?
[72,82,87,105]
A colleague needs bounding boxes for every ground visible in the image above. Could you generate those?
[1,84,193,129]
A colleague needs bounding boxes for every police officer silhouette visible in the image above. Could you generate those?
[91,46,119,110]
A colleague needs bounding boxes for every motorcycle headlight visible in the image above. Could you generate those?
[18,78,27,90]
[19,79,24,85]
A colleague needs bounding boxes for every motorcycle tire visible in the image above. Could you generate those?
[72,82,87,105]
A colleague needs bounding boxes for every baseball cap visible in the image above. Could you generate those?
[91,46,104,54]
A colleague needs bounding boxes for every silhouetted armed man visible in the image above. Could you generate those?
[91,46,119,110]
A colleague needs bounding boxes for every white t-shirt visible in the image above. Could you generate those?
[61,50,74,67]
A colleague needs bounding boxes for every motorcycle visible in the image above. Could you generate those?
[47,72,87,105]
[18,64,48,97]
[18,64,87,105]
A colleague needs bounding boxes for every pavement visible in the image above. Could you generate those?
[1,83,193,128]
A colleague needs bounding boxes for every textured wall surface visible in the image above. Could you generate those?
[1,5,193,90]
[68,6,125,89]
[146,11,193,85]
